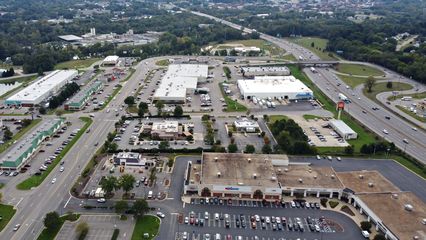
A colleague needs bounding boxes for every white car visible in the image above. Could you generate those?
[59,166,64,172]
[383,129,389,134]
[13,224,20,231]
[412,127,417,131]
[336,157,341,161]
[156,212,165,218]
[97,198,106,203]
[205,212,209,219]
[51,178,57,184]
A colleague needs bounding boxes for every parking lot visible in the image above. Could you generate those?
[175,199,347,240]
[82,154,171,200]
[288,115,349,147]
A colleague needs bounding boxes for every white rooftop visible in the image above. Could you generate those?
[330,120,356,135]
[234,118,260,128]
[152,121,179,133]
[7,70,77,103]
[58,35,83,41]
[238,76,312,94]
[103,55,119,63]
[154,64,208,101]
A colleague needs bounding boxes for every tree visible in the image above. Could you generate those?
[386,81,393,89]
[227,143,238,153]
[124,96,135,107]
[44,211,60,231]
[373,234,386,240]
[245,144,255,153]
[186,135,194,142]
[76,222,89,240]
[115,200,129,214]
[138,102,148,117]
[253,190,263,199]
[132,199,149,218]
[119,174,136,194]
[21,119,32,127]
[39,106,47,115]
[173,105,183,117]
[159,141,170,150]
[311,42,315,48]
[344,145,354,155]
[155,100,164,116]
[365,76,376,93]
[201,187,211,197]
[3,127,13,141]
[262,144,272,154]
[100,176,119,196]
[360,221,372,232]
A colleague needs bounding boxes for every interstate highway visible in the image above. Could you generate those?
[189,9,426,163]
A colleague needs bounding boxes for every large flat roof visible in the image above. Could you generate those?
[201,153,288,187]
[277,165,344,190]
[337,170,400,194]
[58,35,83,41]
[154,64,208,100]
[330,120,356,135]
[238,76,313,94]
[6,70,77,103]
[358,192,426,240]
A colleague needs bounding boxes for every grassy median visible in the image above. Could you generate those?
[0,204,16,232]
[54,58,100,70]
[37,213,80,240]
[131,215,160,240]
[219,83,247,112]
[17,117,92,190]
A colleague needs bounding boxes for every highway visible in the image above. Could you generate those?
[189,9,426,163]
[0,57,159,240]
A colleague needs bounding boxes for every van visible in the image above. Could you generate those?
[361,231,370,238]
[215,233,221,240]
[148,191,153,199]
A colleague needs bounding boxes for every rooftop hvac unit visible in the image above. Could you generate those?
[284,168,288,172]
[193,166,197,170]
[313,175,317,179]
[298,178,303,183]
[238,182,244,186]
[217,172,221,178]
[359,175,364,179]
[404,204,413,211]
[277,168,282,173]
[190,180,194,184]
[271,176,277,181]
[392,193,399,199]
[253,173,257,179]
[368,182,374,187]
[214,157,218,162]
[247,158,251,163]
[308,169,312,173]
[331,174,335,179]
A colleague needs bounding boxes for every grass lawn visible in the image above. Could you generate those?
[303,114,323,120]
[0,75,37,98]
[269,115,289,123]
[0,204,16,232]
[17,117,92,190]
[219,83,247,112]
[388,91,426,101]
[287,37,336,60]
[0,118,42,154]
[336,63,384,77]
[155,59,170,66]
[219,39,285,56]
[396,105,426,123]
[54,58,101,70]
[131,215,160,240]
[127,106,138,114]
[363,82,413,103]
[336,74,367,88]
[281,54,297,61]
[37,213,80,240]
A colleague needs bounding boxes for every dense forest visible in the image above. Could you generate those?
[191,0,426,84]
[0,0,245,74]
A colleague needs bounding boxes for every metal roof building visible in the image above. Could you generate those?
[0,118,64,169]
[64,80,103,110]
[102,55,119,65]
[237,75,313,100]
[153,64,208,103]
[5,70,78,107]
[329,119,358,140]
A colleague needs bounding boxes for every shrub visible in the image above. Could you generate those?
[360,221,372,232]
[111,228,120,240]
[329,201,339,208]
[320,198,328,208]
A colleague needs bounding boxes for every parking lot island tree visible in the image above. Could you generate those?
[43,211,60,232]
[155,100,164,116]
[115,200,129,215]
[124,96,135,107]
[132,199,149,218]
[173,105,183,117]
[119,174,136,195]
[244,144,256,154]
[100,176,119,197]
[227,143,238,153]
[138,102,149,118]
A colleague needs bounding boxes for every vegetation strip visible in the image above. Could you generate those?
[37,213,80,240]
[0,204,17,232]
[17,117,93,190]
[131,215,160,240]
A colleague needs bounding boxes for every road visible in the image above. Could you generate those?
[0,57,159,240]
[188,9,426,163]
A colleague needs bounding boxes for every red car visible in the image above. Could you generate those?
[189,217,195,225]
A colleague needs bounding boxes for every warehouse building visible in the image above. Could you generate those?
[64,80,103,110]
[329,119,358,140]
[237,76,313,100]
[5,70,78,107]
[0,118,64,170]
[153,64,208,103]
[102,55,119,66]
[241,66,290,77]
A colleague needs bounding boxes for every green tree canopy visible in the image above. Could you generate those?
[124,96,135,107]
[132,199,149,218]
[119,174,136,194]
[44,211,60,231]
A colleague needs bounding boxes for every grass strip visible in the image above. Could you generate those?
[131,215,160,240]
[0,204,16,232]
[37,213,80,240]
